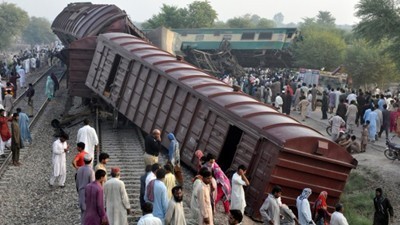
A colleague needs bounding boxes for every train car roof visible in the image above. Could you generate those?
[98,32,356,168]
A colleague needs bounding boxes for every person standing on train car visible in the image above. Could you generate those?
[144,129,162,166]
[230,165,250,215]
[259,185,282,225]
[296,188,315,225]
[77,119,99,161]
[204,153,231,214]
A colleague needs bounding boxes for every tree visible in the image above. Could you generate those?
[22,17,56,45]
[142,4,188,29]
[354,0,400,69]
[273,13,284,26]
[292,29,346,70]
[186,1,217,28]
[227,16,253,28]
[142,1,217,29]
[316,11,336,27]
[0,3,29,49]
[227,14,275,28]
[257,18,276,28]
[345,40,399,88]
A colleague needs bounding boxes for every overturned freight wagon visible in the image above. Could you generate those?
[85,33,357,219]
[51,2,148,97]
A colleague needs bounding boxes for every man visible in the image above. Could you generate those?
[49,134,69,187]
[336,98,347,121]
[345,101,358,134]
[346,90,357,105]
[260,185,282,225]
[16,108,32,146]
[144,129,162,166]
[311,84,318,111]
[26,83,35,117]
[321,91,328,120]
[145,163,161,196]
[104,167,131,225]
[274,93,283,112]
[0,109,11,158]
[72,142,87,170]
[17,66,26,88]
[330,203,349,225]
[147,168,169,223]
[379,104,391,139]
[163,164,176,200]
[95,152,110,180]
[77,119,99,160]
[296,188,315,225]
[138,202,162,225]
[4,90,13,116]
[140,165,152,212]
[373,188,393,225]
[198,168,213,225]
[329,114,345,142]
[11,113,21,166]
[76,154,95,224]
[84,169,108,225]
[228,210,243,225]
[165,186,186,225]
[231,165,250,215]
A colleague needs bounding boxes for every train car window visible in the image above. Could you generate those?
[258,32,273,40]
[195,34,204,41]
[241,32,255,40]
[287,32,294,38]
[105,54,121,93]
[222,34,232,40]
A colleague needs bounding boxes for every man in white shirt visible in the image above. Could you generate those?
[49,134,69,187]
[296,188,315,225]
[260,185,282,225]
[274,93,283,112]
[77,119,99,160]
[138,202,162,225]
[330,203,349,225]
[231,165,250,214]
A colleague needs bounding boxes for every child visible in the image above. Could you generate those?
[361,121,370,152]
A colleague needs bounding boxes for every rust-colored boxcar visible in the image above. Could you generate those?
[85,33,357,219]
[51,2,148,97]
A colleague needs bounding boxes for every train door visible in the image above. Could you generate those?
[201,114,229,161]
[217,125,243,172]
[180,100,209,167]
[245,140,278,217]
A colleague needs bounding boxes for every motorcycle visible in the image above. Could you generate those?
[384,135,400,160]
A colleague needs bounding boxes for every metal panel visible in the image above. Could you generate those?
[230,133,259,170]
[202,115,229,157]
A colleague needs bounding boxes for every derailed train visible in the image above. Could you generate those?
[52,3,357,220]
[85,33,357,219]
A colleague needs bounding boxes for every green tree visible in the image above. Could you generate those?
[292,29,346,70]
[257,18,276,28]
[354,0,400,69]
[345,40,399,88]
[142,1,217,29]
[316,11,336,27]
[227,16,253,28]
[0,3,29,49]
[273,13,284,26]
[186,1,217,28]
[142,4,188,29]
[22,17,56,45]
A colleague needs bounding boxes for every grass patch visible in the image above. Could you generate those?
[341,170,375,225]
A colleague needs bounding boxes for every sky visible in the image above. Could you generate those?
[5,0,361,25]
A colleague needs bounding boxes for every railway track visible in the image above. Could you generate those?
[96,120,211,225]
[0,66,66,177]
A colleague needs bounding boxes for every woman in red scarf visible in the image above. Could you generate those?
[313,191,331,225]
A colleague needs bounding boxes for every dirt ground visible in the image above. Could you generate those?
[291,108,400,223]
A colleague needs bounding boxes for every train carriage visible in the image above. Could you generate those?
[51,2,148,97]
[85,33,357,220]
